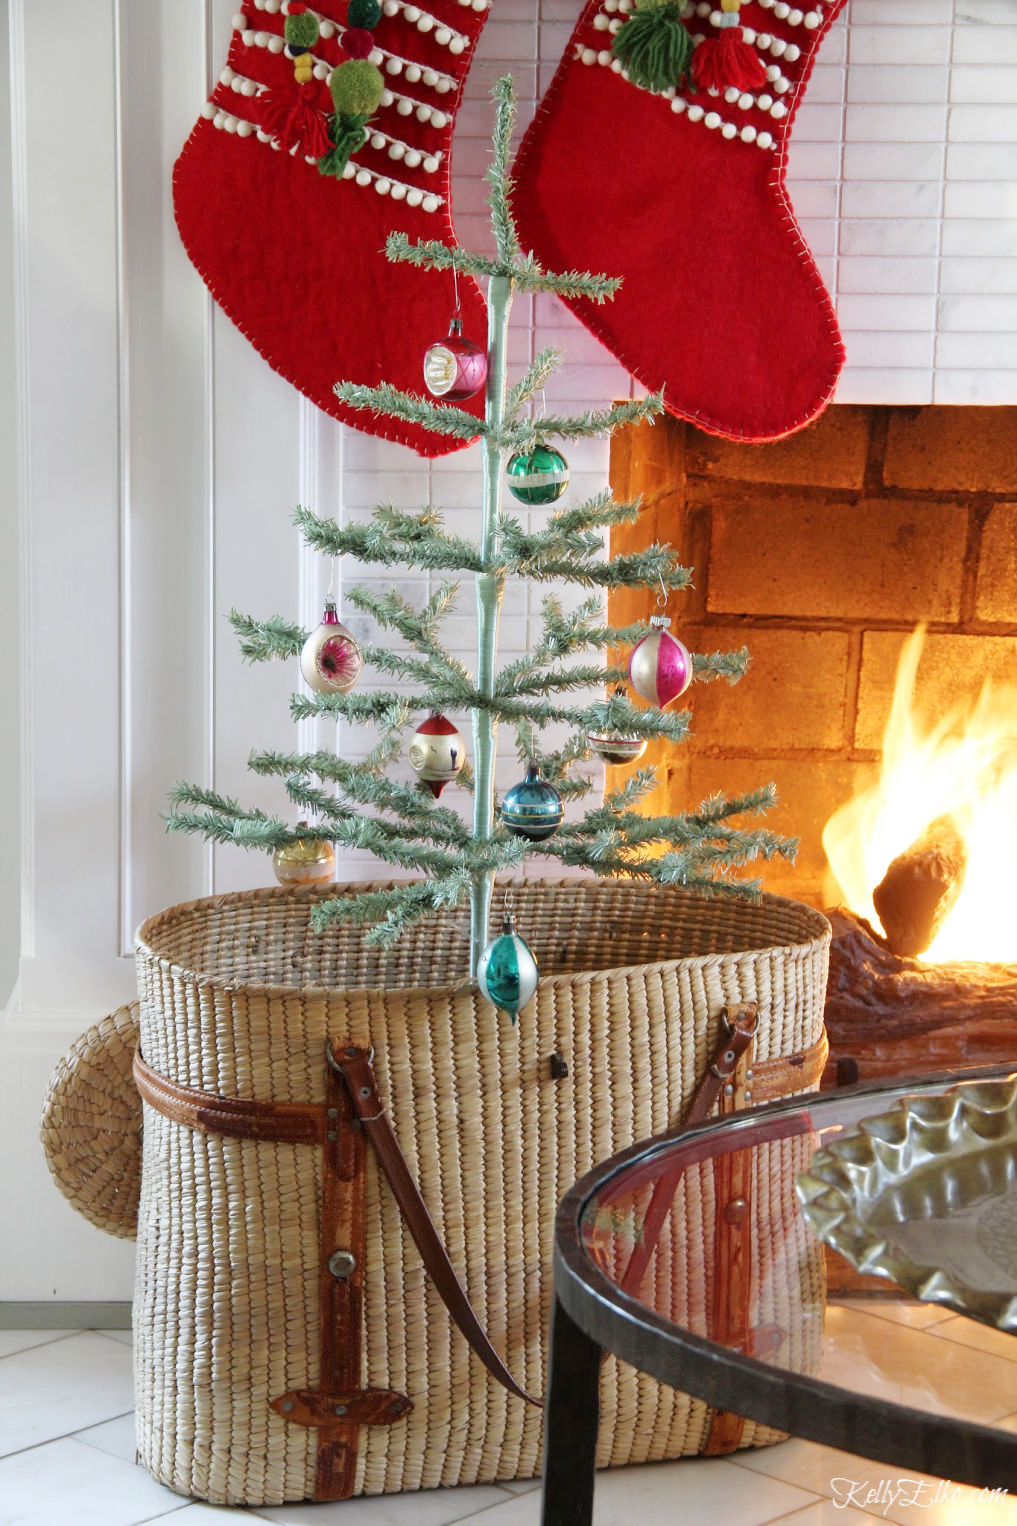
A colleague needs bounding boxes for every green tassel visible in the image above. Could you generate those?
[318,115,370,179]
[610,0,694,94]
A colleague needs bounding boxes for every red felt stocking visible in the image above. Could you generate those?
[173,0,491,457]
[512,0,847,442]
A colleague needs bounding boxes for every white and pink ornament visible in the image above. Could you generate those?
[300,601,364,694]
[628,615,692,709]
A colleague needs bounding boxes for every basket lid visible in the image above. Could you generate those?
[40,1002,142,1240]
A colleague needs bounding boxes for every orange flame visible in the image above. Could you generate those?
[823,627,1017,962]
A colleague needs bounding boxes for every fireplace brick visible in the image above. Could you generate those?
[685,627,851,752]
[685,406,871,490]
[669,754,879,906]
[855,629,1017,751]
[706,497,967,621]
[975,502,1017,622]
[883,405,1017,491]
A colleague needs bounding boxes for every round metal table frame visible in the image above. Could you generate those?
[541,1067,1017,1526]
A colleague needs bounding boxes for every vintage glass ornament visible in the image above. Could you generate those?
[300,601,364,694]
[408,712,465,798]
[422,318,487,401]
[477,912,539,1024]
[505,442,569,506]
[500,762,563,841]
[586,729,648,766]
[628,615,692,709]
[272,826,336,886]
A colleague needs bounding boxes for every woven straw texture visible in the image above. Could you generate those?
[132,878,830,1506]
[40,1003,142,1239]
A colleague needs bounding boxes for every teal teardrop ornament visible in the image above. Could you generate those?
[505,443,569,506]
[478,913,539,1025]
[500,762,564,842]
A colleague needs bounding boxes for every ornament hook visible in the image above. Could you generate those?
[656,571,669,611]
[451,255,461,319]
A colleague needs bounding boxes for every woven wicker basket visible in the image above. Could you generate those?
[123,877,831,1506]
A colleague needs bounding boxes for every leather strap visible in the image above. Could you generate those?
[134,1050,411,1501]
[328,1044,541,1409]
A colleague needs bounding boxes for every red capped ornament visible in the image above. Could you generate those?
[408,712,466,797]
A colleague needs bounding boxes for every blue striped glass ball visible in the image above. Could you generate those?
[500,763,564,841]
[478,918,539,1024]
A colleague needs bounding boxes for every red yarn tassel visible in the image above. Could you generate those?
[262,82,332,157]
[691,29,767,93]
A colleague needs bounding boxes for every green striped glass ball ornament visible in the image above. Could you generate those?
[500,762,563,841]
[505,443,569,505]
[478,915,539,1024]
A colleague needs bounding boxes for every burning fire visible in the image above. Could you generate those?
[823,627,1017,963]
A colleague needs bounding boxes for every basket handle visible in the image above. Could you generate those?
[328,1043,542,1409]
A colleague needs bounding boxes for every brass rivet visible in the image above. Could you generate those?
[724,1197,749,1225]
[328,1249,357,1280]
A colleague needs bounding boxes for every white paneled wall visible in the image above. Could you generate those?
[4,0,1017,1302]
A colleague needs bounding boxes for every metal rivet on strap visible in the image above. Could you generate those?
[745,1069,754,1080]
[327,1107,339,1119]
[724,1197,749,1225]
[334,1404,348,1416]
[744,1089,753,1102]
[359,1086,372,1099]
[723,1083,734,1097]
[328,1249,357,1280]
[281,1398,294,1412]
[345,1046,358,1058]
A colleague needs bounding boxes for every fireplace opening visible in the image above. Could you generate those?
[609,404,1017,921]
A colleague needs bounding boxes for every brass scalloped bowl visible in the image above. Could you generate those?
[797,1075,1017,1331]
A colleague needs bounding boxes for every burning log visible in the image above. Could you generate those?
[872,814,968,958]
[822,907,1017,1087]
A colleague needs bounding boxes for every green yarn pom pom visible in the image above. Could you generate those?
[284,10,321,49]
[329,59,385,117]
[610,0,694,93]
[347,0,382,28]
[318,114,369,178]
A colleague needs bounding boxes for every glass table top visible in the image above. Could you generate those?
[578,1071,1017,1443]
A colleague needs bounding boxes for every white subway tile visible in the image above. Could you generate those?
[815,22,847,65]
[946,141,1017,179]
[934,368,1017,402]
[803,65,846,105]
[796,217,837,257]
[838,256,939,294]
[785,142,844,179]
[849,25,952,65]
[836,294,938,331]
[936,331,1017,368]
[938,293,1017,330]
[844,330,936,368]
[787,181,841,219]
[940,217,1017,255]
[479,20,539,60]
[848,0,952,20]
[954,0,1016,22]
[791,104,845,142]
[534,21,571,60]
[944,181,1017,218]
[939,255,1017,293]
[949,104,1017,142]
[953,26,1017,64]
[842,142,944,180]
[839,218,940,257]
[847,65,950,104]
[846,103,948,141]
[835,367,934,403]
[841,180,942,217]
[950,65,1017,105]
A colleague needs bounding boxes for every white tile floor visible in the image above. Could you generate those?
[3,1304,1017,1526]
